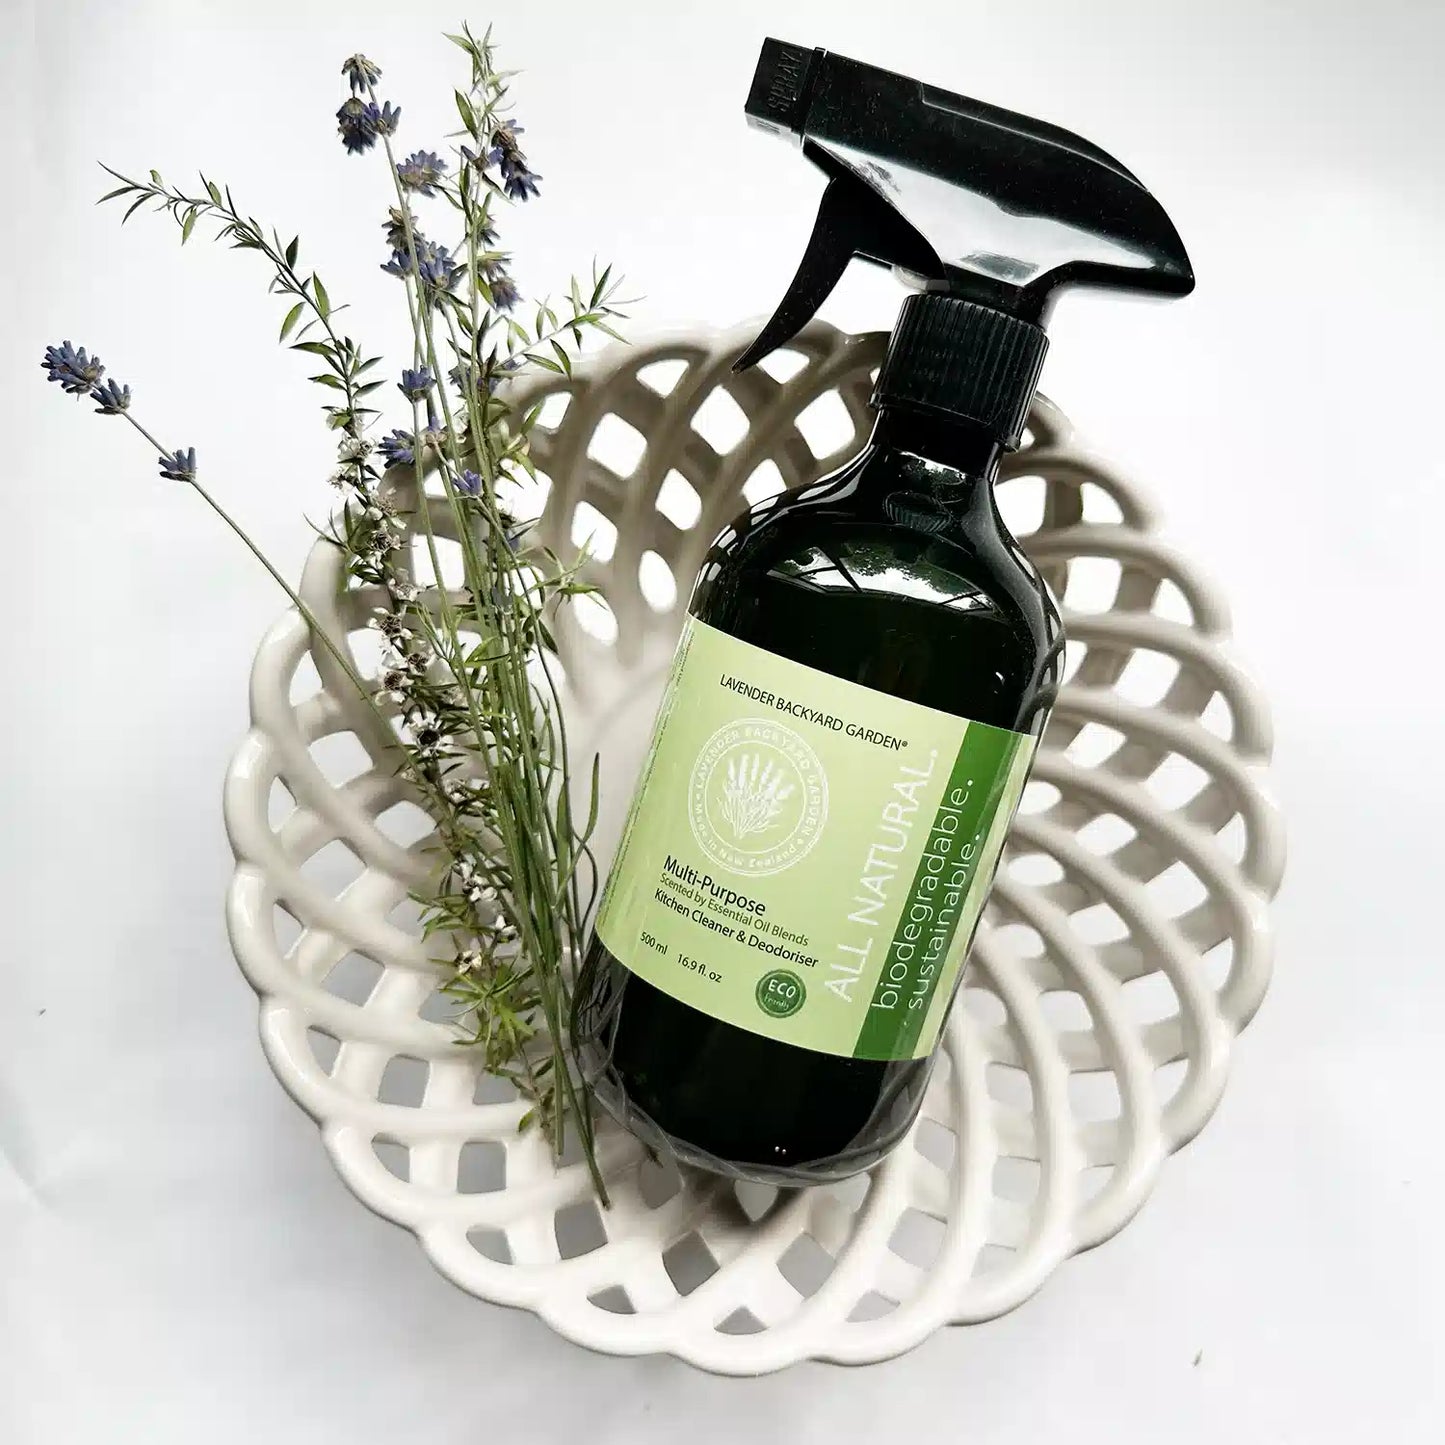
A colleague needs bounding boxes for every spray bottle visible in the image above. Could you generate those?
[573,39,1194,1183]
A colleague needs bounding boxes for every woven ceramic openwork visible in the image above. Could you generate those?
[224,320,1284,1374]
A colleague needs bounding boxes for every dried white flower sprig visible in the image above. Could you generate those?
[42,26,627,1198]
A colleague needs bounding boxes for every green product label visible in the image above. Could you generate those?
[596,618,1037,1060]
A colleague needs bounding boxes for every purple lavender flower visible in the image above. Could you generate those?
[396,150,448,195]
[457,469,482,497]
[399,367,434,401]
[383,206,418,251]
[378,410,446,471]
[449,354,522,398]
[43,344,131,415]
[158,447,197,483]
[415,240,461,291]
[486,122,542,202]
[41,341,105,396]
[486,122,526,169]
[341,54,382,94]
[504,169,541,203]
[336,97,377,154]
[381,238,461,294]
[91,379,132,414]
[377,430,415,469]
[448,360,483,397]
[338,99,398,153]
[420,406,447,452]
[487,271,521,312]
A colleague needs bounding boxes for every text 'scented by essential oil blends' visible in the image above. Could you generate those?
[596,619,1035,1059]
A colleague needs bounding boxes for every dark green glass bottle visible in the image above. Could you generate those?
[572,408,1062,1182]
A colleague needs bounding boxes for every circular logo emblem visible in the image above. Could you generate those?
[688,717,828,877]
[755,969,806,1020]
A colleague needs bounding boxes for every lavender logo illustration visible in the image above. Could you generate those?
[689,718,828,876]
[717,751,797,840]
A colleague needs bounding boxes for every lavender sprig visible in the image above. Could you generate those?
[98,166,385,442]
[54,29,628,1197]
[355,27,628,1164]
[39,359,381,725]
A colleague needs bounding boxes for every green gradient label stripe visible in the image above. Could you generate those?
[852,723,1020,1060]
[911,725,1029,1053]
[915,728,1037,1051]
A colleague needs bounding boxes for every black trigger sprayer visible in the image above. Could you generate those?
[572,41,1196,1186]
[735,38,1194,448]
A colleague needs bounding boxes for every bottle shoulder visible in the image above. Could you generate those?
[690,447,1062,732]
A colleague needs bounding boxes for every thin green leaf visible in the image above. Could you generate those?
[180,208,198,243]
[583,752,601,839]
[553,785,572,853]
[312,274,330,317]
[285,235,299,268]
[455,89,479,134]
[278,301,306,342]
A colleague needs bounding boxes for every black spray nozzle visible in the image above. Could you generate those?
[734,39,1195,377]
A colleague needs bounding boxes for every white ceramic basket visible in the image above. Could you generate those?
[224,320,1285,1374]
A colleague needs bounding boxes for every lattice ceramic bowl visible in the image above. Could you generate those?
[224,320,1284,1374]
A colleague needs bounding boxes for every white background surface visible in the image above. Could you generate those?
[4,0,1442,1438]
